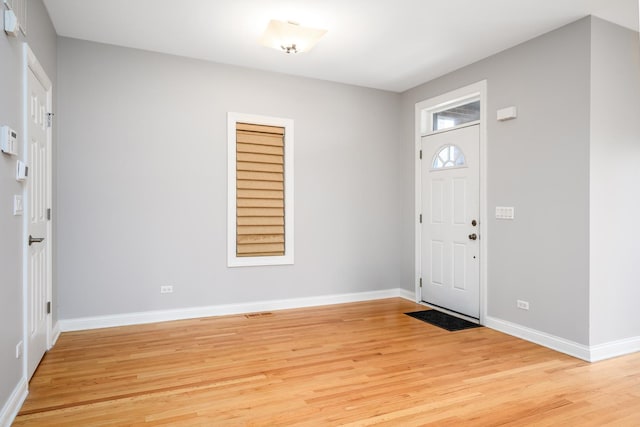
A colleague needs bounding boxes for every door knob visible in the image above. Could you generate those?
[28,235,44,246]
[468,233,477,241]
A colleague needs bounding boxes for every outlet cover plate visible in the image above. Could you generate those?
[496,206,515,220]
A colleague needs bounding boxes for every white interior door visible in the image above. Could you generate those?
[26,62,52,379]
[421,124,480,319]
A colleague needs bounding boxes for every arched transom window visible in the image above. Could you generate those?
[432,144,466,170]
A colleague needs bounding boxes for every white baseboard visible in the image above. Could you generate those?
[50,321,61,348]
[397,288,416,302]
[486,316,640,362]
[60,288,415,332]
[0,377,27,427]
[485,316,591,361]
[589,336,640,362]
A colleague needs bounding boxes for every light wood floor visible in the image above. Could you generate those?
[14,298,640,426]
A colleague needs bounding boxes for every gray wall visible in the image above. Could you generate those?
[4,16,636,420]
[400,18,592,344]
[0,18,25,415]
[56,38,405,319]
[0,0,56,416]
[589,18,640,345]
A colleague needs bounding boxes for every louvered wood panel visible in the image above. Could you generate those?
[237,235,285,244]
[236,123,286,257]
[237,199,284,208]
[237,207,284,217]
[237,217,284,226]
[237,152,283,164]
[236,123,285,135]
[237,180,284,191]
[237,189,284,199]
[237,132,284,146]
[237,143,283,155]
[237,171,283,182]
[237,243,285,255]
[237,225,285,235]
[237,162,283,173]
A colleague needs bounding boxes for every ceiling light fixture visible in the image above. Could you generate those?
[260,20,327,54]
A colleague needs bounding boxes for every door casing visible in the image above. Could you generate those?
[414,81,487,324]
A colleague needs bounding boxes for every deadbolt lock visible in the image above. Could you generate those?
[471,219,477,226]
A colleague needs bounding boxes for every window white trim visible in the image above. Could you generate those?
[414,80,487,324]
[227,112,294,267]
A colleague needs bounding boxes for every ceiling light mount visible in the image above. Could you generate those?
[281,43,298,54]
[260,20,327,54]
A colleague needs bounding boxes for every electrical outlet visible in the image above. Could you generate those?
[16,341,22,359]
[517,300,530,310]
[496,206,515,220]
[160,285,173,294]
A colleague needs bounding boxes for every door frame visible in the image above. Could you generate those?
[414,81,487,324]
[22,44,54,379]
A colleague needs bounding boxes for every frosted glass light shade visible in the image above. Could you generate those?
[260,20,327,54]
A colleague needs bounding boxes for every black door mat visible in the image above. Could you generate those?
[405,310,482,332]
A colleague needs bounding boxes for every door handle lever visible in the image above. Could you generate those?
[29,235,44,246]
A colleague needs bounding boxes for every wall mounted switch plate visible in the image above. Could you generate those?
[495,206,515,220]
[13,195,23,215]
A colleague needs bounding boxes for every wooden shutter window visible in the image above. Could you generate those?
[236,122,285,257]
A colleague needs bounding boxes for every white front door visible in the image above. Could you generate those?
[421,124,480,319]
[25,61,52,379]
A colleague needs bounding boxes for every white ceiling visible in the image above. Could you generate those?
[43,0,639,92]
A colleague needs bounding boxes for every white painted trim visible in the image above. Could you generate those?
[397,288,416,302]
[59,288,413,332]
[485,316,591,361]
[227,112,294,267]
[478,82,488,326]
[486,316,640,362]
[25,45,52,89]
[414,98,423,302]
[589,336,640,362]
[0,377,27,427]
[414,80,488,324]
[51,321,61,346]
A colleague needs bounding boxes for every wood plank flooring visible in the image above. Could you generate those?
[14,298,640,425]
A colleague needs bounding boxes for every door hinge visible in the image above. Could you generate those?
[419,214,422,223]
[419,150,422,159]
[419,278,422,288]
[46,301,51,314]
[46,112,54,128]
[46,208,51,220]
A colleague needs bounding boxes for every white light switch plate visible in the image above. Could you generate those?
[13,195,23,215]
[495,206,514,220]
